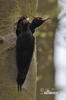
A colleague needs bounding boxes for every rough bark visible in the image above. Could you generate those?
[0,0,37,100]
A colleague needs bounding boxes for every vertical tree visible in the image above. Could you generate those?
[0,0,37,100]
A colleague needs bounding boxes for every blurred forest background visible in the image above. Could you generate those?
[0,0,58,100]
[36,0,58,100]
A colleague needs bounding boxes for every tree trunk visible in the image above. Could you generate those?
[0,0,37,100]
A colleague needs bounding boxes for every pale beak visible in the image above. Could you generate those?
[42,17,51,22]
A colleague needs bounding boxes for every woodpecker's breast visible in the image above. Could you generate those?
[16,32,35,52]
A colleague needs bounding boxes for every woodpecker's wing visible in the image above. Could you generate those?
[16,33,35,74]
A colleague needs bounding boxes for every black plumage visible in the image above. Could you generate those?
[16,16,26,36]
[30,16,49,33]
[16,19,35,91]
[16,16,48,91]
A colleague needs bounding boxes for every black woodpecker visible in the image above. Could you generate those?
[16,19,35,91]
[16,16,48,91]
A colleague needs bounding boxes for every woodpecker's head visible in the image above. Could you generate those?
[31,16,49,28]
[16,16,30,36]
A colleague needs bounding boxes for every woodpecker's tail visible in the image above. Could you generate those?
[17,84,22,91]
